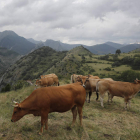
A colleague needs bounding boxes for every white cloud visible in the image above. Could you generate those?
[0,0,140,45]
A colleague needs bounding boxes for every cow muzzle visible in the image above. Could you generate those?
[11,119,13,122]
[83,85,86,88]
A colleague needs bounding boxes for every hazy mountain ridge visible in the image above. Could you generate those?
[1,30,140,55]
[0,30,36,55]
[105,42,124,49]
[87,43,116,54]
[120,44,140,53]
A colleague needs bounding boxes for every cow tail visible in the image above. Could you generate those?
[96,81,100,101]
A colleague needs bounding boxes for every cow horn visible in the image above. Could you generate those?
[13,101,18,104]
[12,104,18,107]
[136,78,138,80]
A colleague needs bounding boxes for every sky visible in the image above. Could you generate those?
[0,0,140,45]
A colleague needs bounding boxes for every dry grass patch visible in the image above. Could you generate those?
[0,86,140,140]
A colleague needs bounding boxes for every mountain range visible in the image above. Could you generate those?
[1,30,140,55]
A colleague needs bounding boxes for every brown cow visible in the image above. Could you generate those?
[96,79,140,109]
[11,82,86,134]
[76,75,100,103]
[35,77,54,87]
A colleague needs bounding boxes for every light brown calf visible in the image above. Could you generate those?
[35,77,54,87]
[40,74,59,86]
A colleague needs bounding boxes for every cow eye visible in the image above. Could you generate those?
[14,111,17,114]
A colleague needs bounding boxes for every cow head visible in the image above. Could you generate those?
[134,78,140,84]
[76,76,89,88]
[35,79,41,87]
[11,101,28,122]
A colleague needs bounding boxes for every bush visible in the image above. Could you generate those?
[89,69,95,73]
[12,80,29,91]
[132,58,140,70]
[99,55,109,60]
[1,84,11,92]
[112,61,121,67]
[120,70,140,82]
[104,67,111,71]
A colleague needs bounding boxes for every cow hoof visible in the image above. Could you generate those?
[38,132,42,135]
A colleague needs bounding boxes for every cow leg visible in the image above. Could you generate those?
[77,106,83,126]
[88,91,92,103]
[85,92,88,102]
[124,98,128,110]
[39,112,49,134]
[100,94,105,107]
[45,115,49,130]
[96,91,99,101]
[107,92,110,104]
[71,105,77,126]
[111,95,114,103]
[108,93,113,104]
[128,100,131,108]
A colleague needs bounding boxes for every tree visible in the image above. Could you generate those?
[116,49,121,55]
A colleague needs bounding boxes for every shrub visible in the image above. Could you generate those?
[1,84,11,92]
[12,80,29,91]
[104,67,111,71]
[132,58,140,70]
[112,61,121,67]
[89,69,95,73]
[120,70,140,82]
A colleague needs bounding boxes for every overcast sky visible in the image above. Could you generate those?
[0,0,140,45]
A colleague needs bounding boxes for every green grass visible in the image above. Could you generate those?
[0,83,140,140]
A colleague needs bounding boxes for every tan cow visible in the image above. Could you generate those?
[71,74,83,83]
[40,73,56,79]
[96,79,140,109]
[88,75,100,79]
[40,74,59,86]
[11,82,86,134]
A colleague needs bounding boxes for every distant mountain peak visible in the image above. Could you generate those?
[105,41,123,49]
[1,30,18,36]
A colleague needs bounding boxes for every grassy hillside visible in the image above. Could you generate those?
[1,45,140,91]
[0,46,67,88]
[0,81,140,140]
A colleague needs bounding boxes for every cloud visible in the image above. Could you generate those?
[0,0,140,45]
